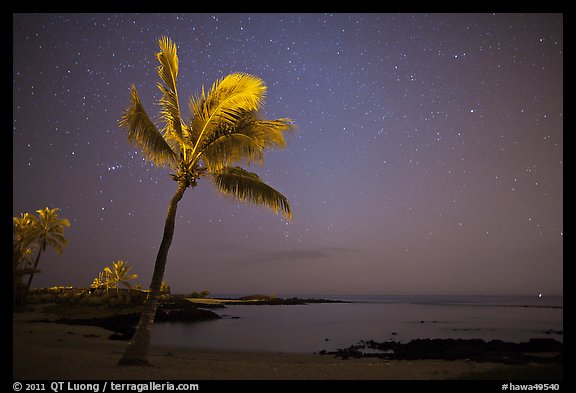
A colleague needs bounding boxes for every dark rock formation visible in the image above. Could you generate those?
[321,338,563,364]
[221,296,348,305]
[44,301,220,341]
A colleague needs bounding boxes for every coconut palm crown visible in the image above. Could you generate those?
[24,207,70,300]
[117,37,294,365]
[103,260,139,292]
[119,37,293,218]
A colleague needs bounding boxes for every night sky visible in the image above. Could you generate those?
[13,13,563,296]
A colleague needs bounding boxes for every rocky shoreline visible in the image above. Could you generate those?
[33,297,221,340]
[19,308,558,381]
[212,296,348,306]
[31,295,346,340]
[28,294,563,366]
[320,337,563,365]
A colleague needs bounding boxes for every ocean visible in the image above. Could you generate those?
[150,294,563,354]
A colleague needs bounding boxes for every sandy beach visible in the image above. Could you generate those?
[13,306,540,381]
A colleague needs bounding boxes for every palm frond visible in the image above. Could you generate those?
[126,273,139,280]
[101,260,139,290]
[201,133,264,172]
[45,232,68,255]
[156,37,178,92]
[212,166,292,221]
[195,110,293,171]
[156,37,188,152]
[157,83,186,148]
[27,208,70,253]
[189,73,267,160]
[17,267,42,276]
[13,213,38,250]
[119,84,178,167]
[235,116,295,150]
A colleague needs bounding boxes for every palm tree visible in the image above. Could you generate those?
[91,271,111,291]
[24,207,70,303]
[104,260,139,292]
[118,37,294,365]
[13,213,37,306]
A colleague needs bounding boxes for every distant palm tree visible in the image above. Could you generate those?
[24,207,70,302]
[118,37,294,365]
[90,271,111,291]
[104,260,139,292]
[159,281,171,295]
[13,213,37,306]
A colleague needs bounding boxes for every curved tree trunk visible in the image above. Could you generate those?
[23,246,43,305]
[119,182,187,365]
[13,250,20,308]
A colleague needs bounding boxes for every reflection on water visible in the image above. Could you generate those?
[151,296,563,354]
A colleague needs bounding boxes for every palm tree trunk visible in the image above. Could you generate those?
[119,182,187,365]
[23,246,43,305]
[13,252,19,308]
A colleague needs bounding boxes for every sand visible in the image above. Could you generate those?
[13,306,518,380]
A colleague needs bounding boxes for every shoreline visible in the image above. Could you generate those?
[13,306,562,380]
[10,318,509,380]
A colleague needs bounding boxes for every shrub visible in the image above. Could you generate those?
[189,290,210,298]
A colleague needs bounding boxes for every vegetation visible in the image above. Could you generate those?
[13,213,37,307]
[28,282,169,310]
[91,260,139,292]
[117,36,294,365]
[27,287,147,309]
[13,208,70,306]
[160,282,171,295]
[238,294,276,301]
[186,295,345,306]
[188,290,210,298]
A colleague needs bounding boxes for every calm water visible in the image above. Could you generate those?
[150,295,563,354]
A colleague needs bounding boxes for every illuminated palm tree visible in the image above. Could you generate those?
[118,37,294,365]
[90,271,111,291]
[24,207,70,302]
[13,213,37,306]
[104,260,139,292]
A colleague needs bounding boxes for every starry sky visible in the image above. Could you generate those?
[13,13,563,296]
